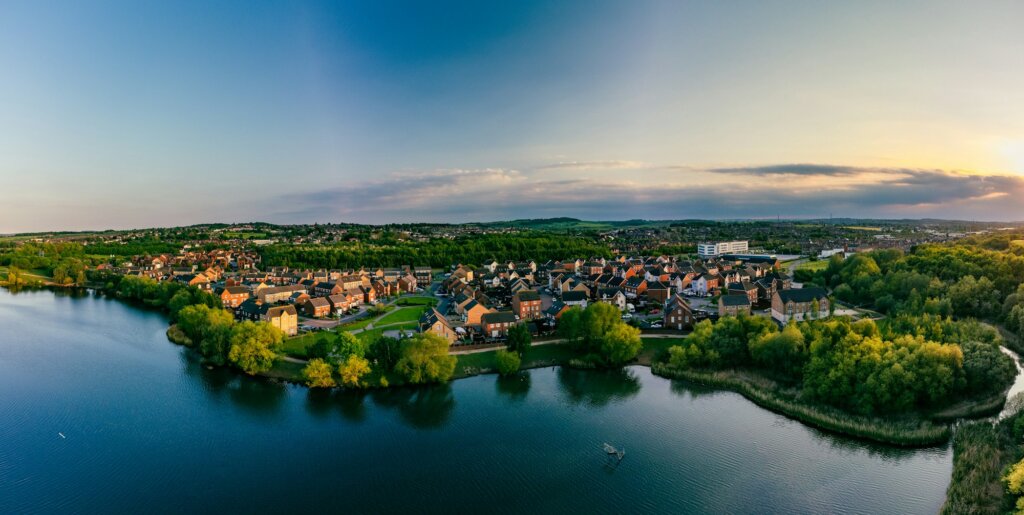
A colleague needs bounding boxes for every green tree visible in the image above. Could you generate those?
[948,276,1001,318]
[228,321,284,375]
[748,322,806,379]
[395,332,456,384]
[302,358,336,388]
[582,302,621,343]
[309,331,365,364]
[338,355,372,387]
[506,324,532,355]
[6,265,22,286]
[1004,457,1024,512]
[557,307,585,347]
[598,323,643,365]
[495,349,522,376]
[367,335,401,371]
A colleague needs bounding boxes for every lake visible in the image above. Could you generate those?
[0,288,951,514]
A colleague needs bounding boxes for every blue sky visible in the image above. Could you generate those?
[2,0,1024,232]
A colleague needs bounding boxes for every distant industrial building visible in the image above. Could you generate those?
[697,240,748,258]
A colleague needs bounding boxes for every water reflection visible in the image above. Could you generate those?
[495,373,531,402]
[668,379,720,400]
[334,391,370,423]
[303,389,370,423]
[557,367,641,407]
[181,351,288,417]
[371,384,456,429]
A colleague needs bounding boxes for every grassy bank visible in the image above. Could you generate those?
[650,363,951,447]
[941,421,1015,514]
[166,325,192,346]
[454,342,578,378]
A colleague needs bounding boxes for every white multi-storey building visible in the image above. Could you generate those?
[697,240,749,258]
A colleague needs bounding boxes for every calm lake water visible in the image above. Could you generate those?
[0,288,952,514]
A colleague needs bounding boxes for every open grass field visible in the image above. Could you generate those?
[376,306,427,326]
[795,260,829,272]
[280,333,318,358]
[395,296,437,306]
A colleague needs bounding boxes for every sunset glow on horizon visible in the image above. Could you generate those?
[2,0,1023,232]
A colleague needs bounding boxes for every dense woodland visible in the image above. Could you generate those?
[259,233,612,269]
[667,234,1024,418]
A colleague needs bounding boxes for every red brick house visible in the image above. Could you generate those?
[663,294,694,331]
[511,290,542,320]
[481,311,519,338]
[303,297,332,318]
[646,281,671,303]
[219,286,251,308]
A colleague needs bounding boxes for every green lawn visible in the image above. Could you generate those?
[455,342,578,376]
[376,306,426,326]
[796,260,829,272]
[395,296,437,306]
[280,333,319,358]
[340,318,374,331]
[638,337,684,364]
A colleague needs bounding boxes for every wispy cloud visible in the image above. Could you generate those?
[706,164,872,177]
[268,164,1024,223]
[534,160,651,171]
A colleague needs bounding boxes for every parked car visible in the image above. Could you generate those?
[621,313,633,320]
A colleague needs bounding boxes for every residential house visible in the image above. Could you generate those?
[235,300,298,336]
[419,308,457,343]
[596,288,627,311]
[771,287,830,323]
[258,285,309,304]
[692,274,720,295]
[398,274,418,293]
[218,285,251,308]
[719,294,752,317]
[623,277,647,298]
[462,300,492,326]
[266,305,299,336]
[511,290,542,320]
[562,290,589,309]
[646,281,672,303]
[481,311,519,338]
[727,281,759,305]
[413,266,433,286]
[303,297,332,318]
[545,301,571,320]
[663,294,694,331]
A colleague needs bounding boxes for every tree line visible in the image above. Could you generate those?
[300,331,457,388]
[664,315,1013,416]
[258,233,612,269]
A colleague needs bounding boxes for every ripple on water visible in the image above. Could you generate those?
[0,289,951,514]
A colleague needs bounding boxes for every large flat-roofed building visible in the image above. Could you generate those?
[698,241,749,258]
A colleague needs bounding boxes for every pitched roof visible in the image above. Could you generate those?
[266,305,297,317]
[420,307,451,328]
[665,294,691,312]
[720,294,751,307]
[515,290,540,301]
[562,291,588,302]
[481,311,518,325]
[306,297,331,308]
[776,287,828,304]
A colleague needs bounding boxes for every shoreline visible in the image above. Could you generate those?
[649,363,953,447]
[166,321,968,448]
[3,285,997,449]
